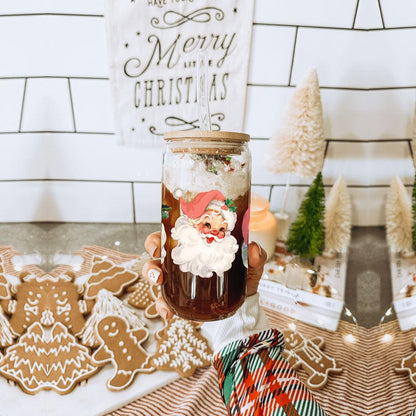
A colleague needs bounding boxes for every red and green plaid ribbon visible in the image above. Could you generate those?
[212,328,327,416]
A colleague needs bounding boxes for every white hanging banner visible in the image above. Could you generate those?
[105,0,254,146]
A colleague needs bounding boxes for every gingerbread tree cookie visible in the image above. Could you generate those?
[127,279,159,319]
[84,256,139,299]
[151,316,212,377]
[0,322,99,395]
[92,315,154,391]
[396,336,416,387]
[80,289,144,348]
[282,328,342,390]
[0,304,14,347]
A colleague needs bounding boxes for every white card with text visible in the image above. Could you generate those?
[106,0,254,146]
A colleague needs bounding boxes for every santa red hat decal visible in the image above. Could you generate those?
[179,190,226,219]
[178,190,237,231]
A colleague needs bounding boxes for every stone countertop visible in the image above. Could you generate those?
[0,223,390,328]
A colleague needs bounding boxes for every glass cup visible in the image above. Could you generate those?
[161,131,251,321]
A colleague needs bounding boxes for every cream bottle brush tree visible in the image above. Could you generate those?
[267,68,325,240]
[323,176,352,258]
[385,176,413,257]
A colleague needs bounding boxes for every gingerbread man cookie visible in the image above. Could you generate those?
[92,315,154,391]
[282,328,342,390]
[0,321,99,395]
[80,289,144,348]
[151,316,212,377]
[84,256,139,299]
[395,336,416,387]
[127,279,159,319]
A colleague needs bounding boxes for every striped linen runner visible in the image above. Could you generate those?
[109,310,416,416]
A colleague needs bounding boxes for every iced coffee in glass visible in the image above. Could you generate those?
[161,131,251,321]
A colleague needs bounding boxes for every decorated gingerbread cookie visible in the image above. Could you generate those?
[92,315,154,391]
[83,256,139,299]
[127,279,159,319]
[282,328,342,390]
[395,337,416,387]
[80,289,144,348]
[0,257,11,300]
[0,321,99,395]
[80,246,145,280]
[4,273,86,336]
[0,304,14,347]
[151,316,212,377]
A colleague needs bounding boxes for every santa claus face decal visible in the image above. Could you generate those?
[171,190,239,278]
[196,209,228,244]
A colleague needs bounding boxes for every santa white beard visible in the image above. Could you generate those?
[171,215,239,278]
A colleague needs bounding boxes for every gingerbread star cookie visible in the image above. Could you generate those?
[151,316,212,377]
[0,321,99,395]
[282,328,343,390]
[84,256,139,299]
[92,315,154,391]
[127,279,159,319]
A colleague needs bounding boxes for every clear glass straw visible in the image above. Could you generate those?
[197,52,212,131]
[192,52,212,299]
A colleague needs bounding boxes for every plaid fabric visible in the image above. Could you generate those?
[212,328,327,416]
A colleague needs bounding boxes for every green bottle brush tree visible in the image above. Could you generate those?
[286,172,325,260]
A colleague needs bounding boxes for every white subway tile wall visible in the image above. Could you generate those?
[0,181,49,222]
[0,1,414,226]
[0,134,48,180]
[322,141,414,186]
[245,87,391,140]
[248,26,297,85]
[46,180,134,223]
[354,0,383,29]
[0,0,105,15]
[70,79,114,133]
[0,181,133,222]
[0,79,25,132]
[290,29,369,89]
[253,0,358,28]
[368,29,416,88]
[45,134,163,182]
[133,182,162,223]
[0,16,108,77]
[250,140,312,185]
[21,78,74,132]
[379,0,416,28]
